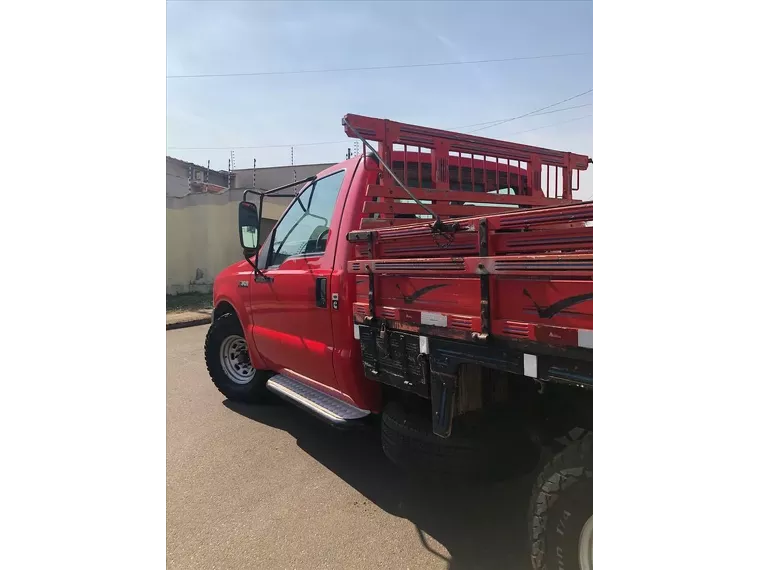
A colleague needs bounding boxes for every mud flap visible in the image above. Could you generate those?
[429,359,458,438]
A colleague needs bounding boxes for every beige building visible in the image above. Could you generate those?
[166,160,336,295]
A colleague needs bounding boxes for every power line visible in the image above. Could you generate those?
[506,114,593,136]
[167,101,593,151]
[465,89,593,133]
[167,113,592,151]
[452,102,592,130]
[167,52,590,79]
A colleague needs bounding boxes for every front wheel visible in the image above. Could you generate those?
[204,313,270,403]
[528,432,593,570]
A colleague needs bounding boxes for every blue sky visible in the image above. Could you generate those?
[167,0,593,197]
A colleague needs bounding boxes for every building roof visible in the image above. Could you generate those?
[231,162,335,174]
[166,155,231,176]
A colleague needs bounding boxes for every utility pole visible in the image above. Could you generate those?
[228,151,236,191]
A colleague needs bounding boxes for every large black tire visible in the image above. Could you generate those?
[381,401,540,480]
[528,432,593,570]
[204,314,270,403]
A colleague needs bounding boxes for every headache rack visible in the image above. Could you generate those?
[342,113,592,229]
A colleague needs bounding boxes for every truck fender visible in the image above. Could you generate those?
[212,295,267,370]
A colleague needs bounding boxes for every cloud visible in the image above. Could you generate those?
[436,34,457,52]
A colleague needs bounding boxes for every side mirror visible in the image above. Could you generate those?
[238,201,260,250]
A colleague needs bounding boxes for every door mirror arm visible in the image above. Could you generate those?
[243,252,273,283]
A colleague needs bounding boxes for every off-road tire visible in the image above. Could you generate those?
[528,432,593,570]
[381,401,540,480]
[204,313,270,403]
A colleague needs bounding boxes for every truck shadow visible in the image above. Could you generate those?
[224,400,533,570]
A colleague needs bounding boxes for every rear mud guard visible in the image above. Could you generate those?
[429,358,458,438]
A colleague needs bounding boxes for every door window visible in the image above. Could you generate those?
[265,170,345,268]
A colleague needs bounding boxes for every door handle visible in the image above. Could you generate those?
[315,277,327,308]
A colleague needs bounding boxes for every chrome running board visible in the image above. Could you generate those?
[266,374,371,426]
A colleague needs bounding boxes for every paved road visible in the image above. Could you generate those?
[168,326,534,570]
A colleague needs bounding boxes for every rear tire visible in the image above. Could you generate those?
[381,401,540,480]
[528,432,593,570]
[204,314,270,403]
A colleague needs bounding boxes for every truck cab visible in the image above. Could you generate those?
[209,154,383,413]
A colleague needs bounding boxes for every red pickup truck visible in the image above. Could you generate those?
[205,114,593,570]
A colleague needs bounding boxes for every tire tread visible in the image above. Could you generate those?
[204,314,269,403]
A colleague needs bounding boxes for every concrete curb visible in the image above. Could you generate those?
[166,317,212,331]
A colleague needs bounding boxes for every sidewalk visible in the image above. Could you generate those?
[167,292,213,330]
[166,308,212,330]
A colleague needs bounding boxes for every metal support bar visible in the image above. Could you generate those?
[478,218,490,337]
[480,276,491,337]
[365,231,377,320]
[478,217,488,257]
[365,263,376,320]
[242,175,317,202]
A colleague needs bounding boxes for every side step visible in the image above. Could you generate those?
[266,374,371,427]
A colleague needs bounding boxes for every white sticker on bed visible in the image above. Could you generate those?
[420,312,448,327]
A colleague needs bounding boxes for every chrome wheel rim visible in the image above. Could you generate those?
[578,515,593,570]
[220,335,255,384]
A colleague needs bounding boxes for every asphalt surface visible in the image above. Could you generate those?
[167,326,535,570]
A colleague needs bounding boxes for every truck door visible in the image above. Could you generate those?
[248,168,347,392]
